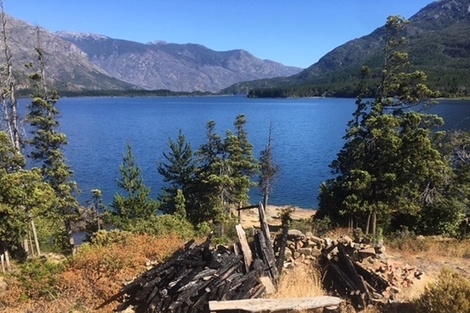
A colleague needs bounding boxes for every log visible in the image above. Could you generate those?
[258,204,279,283]
[276,223,289,274]
[209,296,343,313]
[236,224,253,272]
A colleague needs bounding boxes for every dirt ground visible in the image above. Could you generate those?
[237,204,315,228]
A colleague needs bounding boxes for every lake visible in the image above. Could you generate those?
[18,96,470,209]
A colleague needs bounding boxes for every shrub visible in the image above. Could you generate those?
[414,268,470,313]
[312,215,332,236]
[55,231,186,311]
[121,214,195,239]
[15,257,65,300]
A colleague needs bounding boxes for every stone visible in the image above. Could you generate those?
[287,229,305,240]
[298,247,313,256]
[295,240,304,249]
[310,235,324,245]
[337,235,353,245]
[359,247,376,258]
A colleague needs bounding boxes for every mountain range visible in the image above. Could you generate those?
[5,0,470,96]
[2,15,301,93]
[223,0,470,98]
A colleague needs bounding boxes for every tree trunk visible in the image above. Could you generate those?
[365,213,371,235]
[31,219,41,256]
[263,191,268,213]
[371,210,377,239]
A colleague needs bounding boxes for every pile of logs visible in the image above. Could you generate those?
[111,238,266,313]
[318,232,424,310]
[105,204,282,313]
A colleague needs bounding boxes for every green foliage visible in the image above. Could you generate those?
[318,16,459,237]
[157,130,195,214]
[188,116,258,226]
[110,142,159,228]
[87,229,131,247]
[311,215,332,237]
[414,268,470,313]
[15,257,65,300]
[25,43,78,254]
[0,165,56,257]
[125,215,195,239]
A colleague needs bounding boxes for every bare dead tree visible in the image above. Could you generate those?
[0,1,20,150]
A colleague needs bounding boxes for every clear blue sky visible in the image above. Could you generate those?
[5,0,435,68]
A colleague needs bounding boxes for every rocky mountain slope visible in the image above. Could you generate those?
[56,32,302,93]
[1,15,136,91]
[1,14,301,93]
[224,0,470,97]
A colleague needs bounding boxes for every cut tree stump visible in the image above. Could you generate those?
[209,296,343,313]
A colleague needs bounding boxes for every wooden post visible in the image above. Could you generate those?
[256,203,279,283]
[236,224,253,273]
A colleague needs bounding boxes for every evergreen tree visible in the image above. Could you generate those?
[190,120,224,225]
[229,114,259,207]
[0,132,56,258]
[318,16,450,237]
[25,30,78,254]
[110,142,159,227]
[157,130,195,214]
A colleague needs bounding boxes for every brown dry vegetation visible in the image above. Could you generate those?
[1,225,469,313]
[0,231,187,313]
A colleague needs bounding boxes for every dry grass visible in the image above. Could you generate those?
[268,264,325,299]
[0,232,187,313]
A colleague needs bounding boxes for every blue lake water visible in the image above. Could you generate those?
[17,96,470,209]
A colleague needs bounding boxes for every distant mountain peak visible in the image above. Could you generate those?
[55,31,110,41]
[147,40,168,46]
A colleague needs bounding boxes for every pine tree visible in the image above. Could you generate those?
[25,29,78,254]
[229,114,259,207]
[319,16,449,237]
[190,120,224,225]
[110,142,158,227]
[157,130,195,214]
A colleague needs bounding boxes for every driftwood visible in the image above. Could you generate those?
[209,296,343,313]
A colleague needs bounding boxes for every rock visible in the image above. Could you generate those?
[298,247,313,256]
[287,229,305,240]
[310,235,324,245]
[359,247,376,258]
[324,237,333,247]
[295,240,304,249]
[310,248,322,257]
[338,235,353,245]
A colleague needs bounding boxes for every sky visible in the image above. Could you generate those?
[5,1,435,69]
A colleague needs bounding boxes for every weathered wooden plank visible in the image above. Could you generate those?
[236,224,253,272]
[209,296,343,312]
[257,204,279,283]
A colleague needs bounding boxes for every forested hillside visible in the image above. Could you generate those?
[223,0,470,98]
